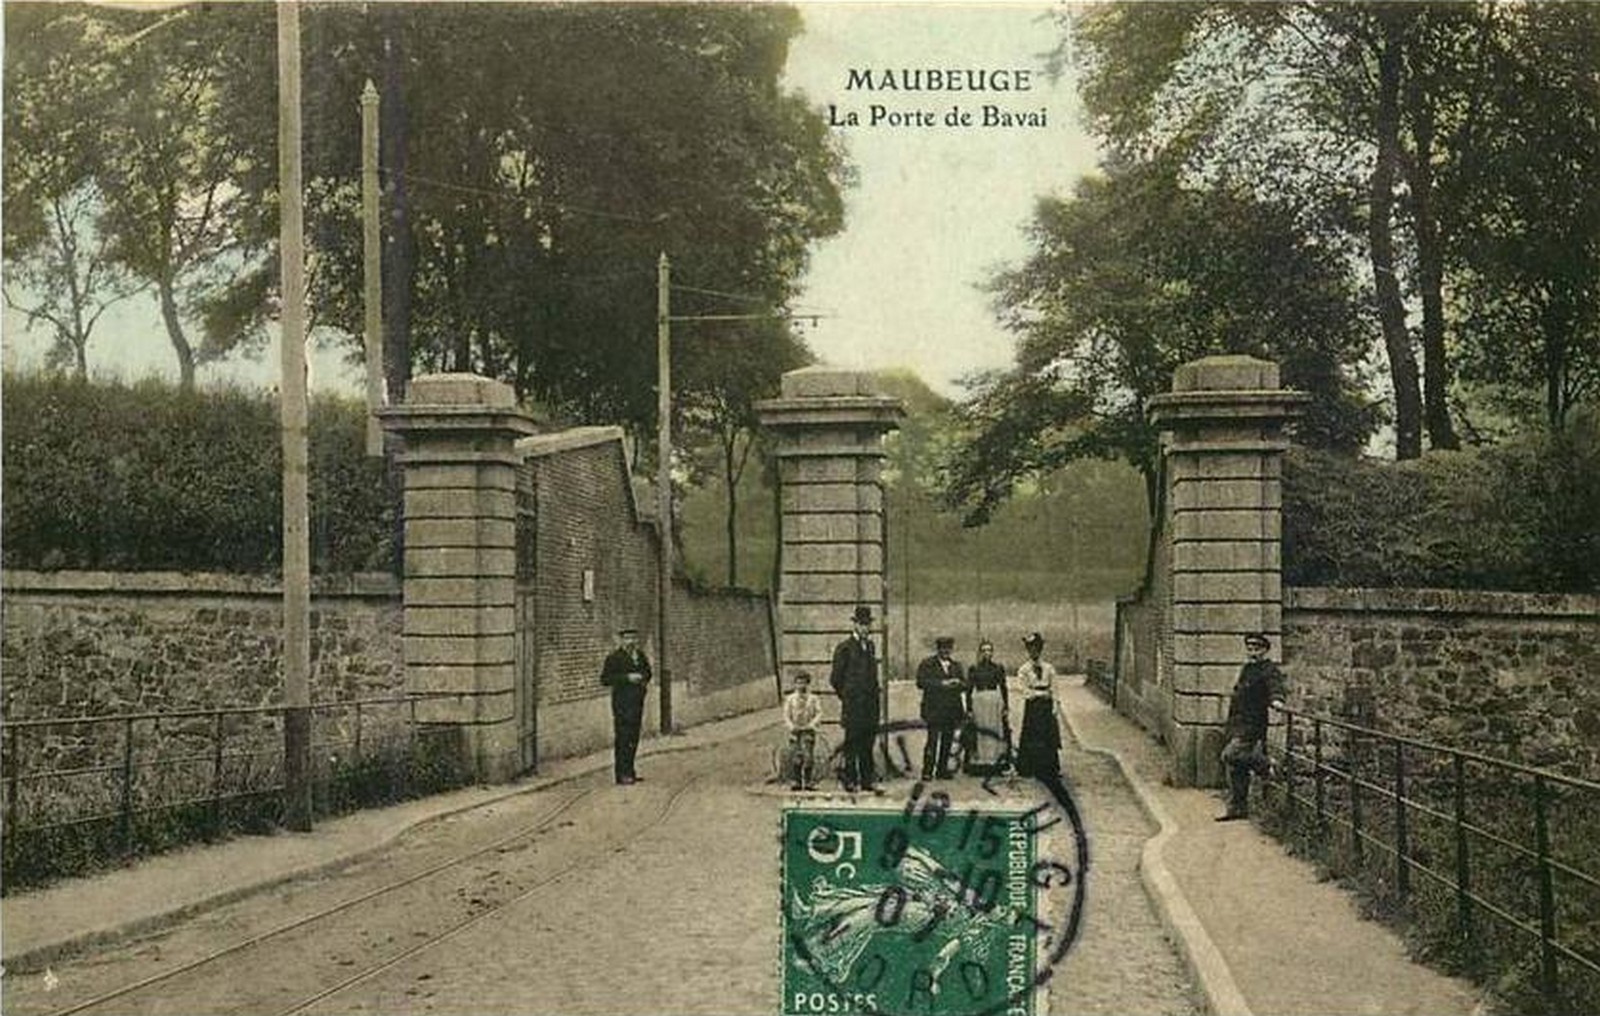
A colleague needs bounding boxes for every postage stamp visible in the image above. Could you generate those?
[780,775,1086,1016]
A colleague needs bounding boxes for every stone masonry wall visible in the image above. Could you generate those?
[1283,587,1600,777]
[1,571,403,719]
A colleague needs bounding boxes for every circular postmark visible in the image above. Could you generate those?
[780,719,1089,1016]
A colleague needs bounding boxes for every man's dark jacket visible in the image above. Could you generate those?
[830,634,879,732]
[1224,659,1286,741]
[600,647,652,718]
[915,655,967,728]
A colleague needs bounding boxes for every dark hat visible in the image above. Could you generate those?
[978,638,994,651]
[851,605,873,625]
[934,636,955,649]
[1244,633,1271,649]
[1023,632,1045,648]
[792,669,812,683]
[618,626,640,637]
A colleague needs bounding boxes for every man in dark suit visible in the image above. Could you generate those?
[830,605,881,794]
[1217,632,1287,820]
[600,626,652,785]
[916,636,967,780]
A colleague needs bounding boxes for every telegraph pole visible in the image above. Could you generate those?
[278,0,312,832]
[656,253,674,734]
[360,80,384,456]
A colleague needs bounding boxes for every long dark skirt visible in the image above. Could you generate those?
[1015,696,1060,780]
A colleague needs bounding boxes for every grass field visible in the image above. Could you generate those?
[882,598,1117,681]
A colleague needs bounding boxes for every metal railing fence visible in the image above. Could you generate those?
[1,697,467,889]
[1263,705,1600,1016]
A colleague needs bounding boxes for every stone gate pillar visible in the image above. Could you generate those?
[757,368,903,702]
[380,373,537,782]
[1146,356,1307,786]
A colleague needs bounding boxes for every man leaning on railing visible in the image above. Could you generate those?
[1216,632,1287,822]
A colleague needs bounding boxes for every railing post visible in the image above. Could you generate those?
[1314,719,1326,835]
[1452,752,1475,973]
[119,716,136,857]
[1350,730,1364,869]
[6,723,19,835]
[1284,712,1297,821]
[1394,741,1409,900]
[1533,775,1560,1013]
[211,711,225,838]
[354,701,363,762]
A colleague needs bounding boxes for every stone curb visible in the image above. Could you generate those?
[3,715,780,973]
[1056,691,1254,1016]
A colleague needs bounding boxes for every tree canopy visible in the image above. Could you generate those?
[3,2,848,438]
[948,1,1600,524]
[945,158,1377,523]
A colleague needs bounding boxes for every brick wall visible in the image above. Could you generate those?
[1284,587,1600,777]
[0,571,403,718]
[519,428,776,760]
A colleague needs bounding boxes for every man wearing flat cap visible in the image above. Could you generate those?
[1217,632,1287,821]
[600,626,652,785]
[830,605,881,793]
[916,636,967,780]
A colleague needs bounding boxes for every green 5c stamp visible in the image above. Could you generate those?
[782,782,1087,1016]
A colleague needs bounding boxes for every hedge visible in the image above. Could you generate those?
[1,373,395,573]
[1283,414,1600,592]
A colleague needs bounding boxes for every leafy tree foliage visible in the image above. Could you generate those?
[1065,2,1600,455]
[2,7,144,376]
[678,316,809,586]
[4,2,846,431]
[293,4,845,437]
[1443,4,1600,431]
[5,4,278,389]
[945,160,1377,524]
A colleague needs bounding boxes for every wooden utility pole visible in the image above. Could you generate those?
[361,80,384,457]
[656,252,674,734]
[278,0,312,833]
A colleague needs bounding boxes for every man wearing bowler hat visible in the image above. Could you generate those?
[1217,632,1287,821]
[599,626,652,785]
[916,636,967,780]
[830,605,881,793]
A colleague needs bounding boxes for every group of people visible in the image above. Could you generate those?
[781,605,1068,793]
[601,607,1287,819]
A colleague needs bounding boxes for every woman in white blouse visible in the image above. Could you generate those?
[1014,631,1061,780]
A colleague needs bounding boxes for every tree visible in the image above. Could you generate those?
[3,184,145,377]
[293,4,847,440]
[945,159,1376,524]
[1445,4,1600,431]
[678,317,809,587]
[1066,3,1495,458]
[2,6,143,377]
[86,3,276,388]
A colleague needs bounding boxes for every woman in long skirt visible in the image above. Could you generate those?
[963,638,1011,775]
[1014,631,1061,781]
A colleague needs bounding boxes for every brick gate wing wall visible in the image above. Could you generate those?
[520,428,775,714]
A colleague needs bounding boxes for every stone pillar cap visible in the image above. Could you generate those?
[377,372,537,435]
[779,366,885,399]
[1169,355,1278,392]
[405,373,518,409]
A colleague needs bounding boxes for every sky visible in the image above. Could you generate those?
[1,3,1104,400]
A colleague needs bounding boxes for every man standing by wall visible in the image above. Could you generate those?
[1217,632,1287,821]
[916,636,966,780]
[600,626,652,785]
[830,605,881,794]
